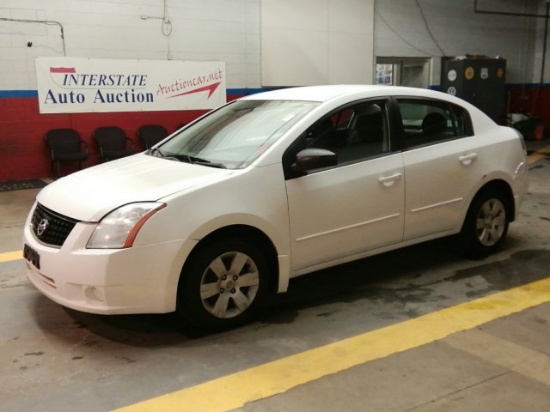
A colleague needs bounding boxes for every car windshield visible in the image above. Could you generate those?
[152,99,319,169]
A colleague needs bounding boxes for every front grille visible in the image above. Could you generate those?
[31,203,79,247]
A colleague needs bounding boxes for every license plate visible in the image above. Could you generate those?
[23,244,41,269]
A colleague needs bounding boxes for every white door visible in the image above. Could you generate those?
[284,99,405,272]
[396,99,483,240]
[402,138,484,239]
[286,155,405,271]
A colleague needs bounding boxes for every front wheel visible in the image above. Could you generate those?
[177,238,269,330]
[459,189,509,258]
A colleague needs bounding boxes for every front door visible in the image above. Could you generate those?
[284,99,405,272]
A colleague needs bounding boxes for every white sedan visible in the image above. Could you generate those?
[23,85,528,330]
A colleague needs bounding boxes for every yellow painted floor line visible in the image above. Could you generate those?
[0,142,546,411]
[115,277,550,412]
[527,144,550,165]
[0,250,22,263]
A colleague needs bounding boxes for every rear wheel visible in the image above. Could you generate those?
[177,238,269,330]
[460,189,509,257]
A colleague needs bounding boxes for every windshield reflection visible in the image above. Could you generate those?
[152,99,318,169]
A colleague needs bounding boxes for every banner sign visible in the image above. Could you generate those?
[35,57,226,114]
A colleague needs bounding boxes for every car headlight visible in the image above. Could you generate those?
[87,202,166,249]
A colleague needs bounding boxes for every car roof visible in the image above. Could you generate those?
[241,84,451,103]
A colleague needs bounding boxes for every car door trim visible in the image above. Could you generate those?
[295,213,401,243]
[410,197,463,213]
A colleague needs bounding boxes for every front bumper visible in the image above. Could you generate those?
[23,215,196,315]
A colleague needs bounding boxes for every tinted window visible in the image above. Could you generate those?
[397,99,472,148]
[303,100,391,165]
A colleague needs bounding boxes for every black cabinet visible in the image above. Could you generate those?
[441,57,507,125]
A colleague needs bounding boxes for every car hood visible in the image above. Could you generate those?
[37,154,235,221]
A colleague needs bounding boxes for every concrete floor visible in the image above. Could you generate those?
[1,141,549,412]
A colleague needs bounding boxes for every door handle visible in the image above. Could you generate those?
[378,173,402,187]
[459,153,477,165]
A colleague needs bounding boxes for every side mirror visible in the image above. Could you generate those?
[292,148,337,174]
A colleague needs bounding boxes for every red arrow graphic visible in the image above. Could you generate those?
[170,82,221,99]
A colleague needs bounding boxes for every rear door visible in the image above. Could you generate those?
[395,98,485,240]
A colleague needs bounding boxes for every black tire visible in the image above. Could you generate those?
[177,238,269,330]
[459,188,509,258]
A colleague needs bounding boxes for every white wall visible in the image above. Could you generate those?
[374,0,539,85]
[0,0,546,91]
[0,0,261,90]
[260,0,374,86]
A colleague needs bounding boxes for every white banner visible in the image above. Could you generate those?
[35,57,226,114]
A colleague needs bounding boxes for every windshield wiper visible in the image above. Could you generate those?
[149,147,165,157]
[149,147,181,162]
[173,154,227,169]
[150,149,226,168]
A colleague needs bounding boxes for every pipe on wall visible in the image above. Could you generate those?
[540,3,549,86]
[473,0,548,19]
[0,17,66,56]
[473,0,550,118]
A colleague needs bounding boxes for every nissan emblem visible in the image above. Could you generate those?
[37,218,49,236]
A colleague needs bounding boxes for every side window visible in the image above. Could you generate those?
[305,100,390,165]
[397,99,471,148]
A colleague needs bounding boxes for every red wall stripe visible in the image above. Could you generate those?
[0,93,245,181]
[1,87,546,181]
